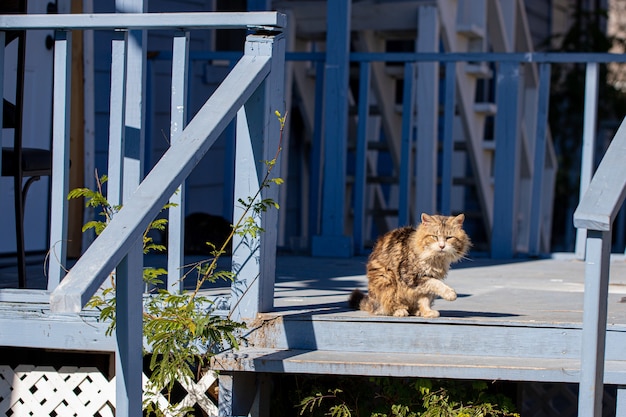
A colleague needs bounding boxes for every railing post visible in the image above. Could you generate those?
[230,32,285,321]
[353,62,371,254]
[415,4,439,217]
[528,63,551,255]
[311,0,353,257]
[491,61,521,258]
[107,30,128,208]
[440,61,457,216]
[399,63,416,226]
[167,31,190,292]
[47,30,72,289]
[575,63,599,259]
[578,229,611,417]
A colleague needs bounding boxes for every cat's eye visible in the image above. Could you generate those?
[446,236,455,240]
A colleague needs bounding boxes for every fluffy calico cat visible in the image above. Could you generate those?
[349,213,470,318]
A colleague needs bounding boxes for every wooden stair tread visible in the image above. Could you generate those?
[211,347,626,384]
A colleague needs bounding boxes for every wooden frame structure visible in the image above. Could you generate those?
[2,3,626,417]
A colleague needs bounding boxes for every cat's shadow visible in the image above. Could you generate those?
[439,310,521,318]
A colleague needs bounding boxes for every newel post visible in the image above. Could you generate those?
[230,32,285,322]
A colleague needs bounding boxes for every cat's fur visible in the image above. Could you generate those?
[349,213,470,318]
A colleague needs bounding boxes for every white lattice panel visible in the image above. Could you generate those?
[0,365,218,416]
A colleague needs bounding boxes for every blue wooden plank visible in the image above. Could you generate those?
[440,62,457,215]
[491,62,520,259]
[167,31,189,293]
[0,32,4,178]
[115,246,144,417]
[353,63,370,254]
[47,30,72,289]
[311,0,353,257]
[528,63,551,255]
[308,60,325,240]
[399,63,416,226]
[415,5,439,218]
[575,63,599,259]
[230,33,285,321]
[578,230,611,417]
[106,30,128,207]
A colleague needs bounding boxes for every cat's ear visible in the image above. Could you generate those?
[421,213,433,224]
[451,213,465,226]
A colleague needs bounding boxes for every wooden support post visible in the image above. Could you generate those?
[308,60,325,240]
[167,31,189,293]
[415,5,439,218]
[616,387,626,417]
[0,31,4,184]
[399,63,416,226]
[47,30,72,289]
[575,63,599,260]
[440,61,457,216]
[218,372,260,417]
[106,30,128,208]
[578,229,611,417]
[528,63,551,255]
[311,0,353,257]
[115,242,144,417]
[230,33,285,321]
[491,62,521,259]
[353,62,370,254]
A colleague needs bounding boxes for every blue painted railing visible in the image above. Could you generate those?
[1,11,285,417]
[574,116,626,417]
[166,51,626,258]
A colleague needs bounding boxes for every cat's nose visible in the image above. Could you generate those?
[438,242,446,249]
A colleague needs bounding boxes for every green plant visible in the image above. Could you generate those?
[294,376,519,417]
[72,110,287,416]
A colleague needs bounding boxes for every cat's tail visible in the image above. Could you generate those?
[348,289,376,313]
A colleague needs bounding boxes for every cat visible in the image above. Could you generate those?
[349,213,470,318]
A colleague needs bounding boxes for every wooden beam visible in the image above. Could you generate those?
[311,0,353,257]
[47,30,72,289]
[230,33,286,321]
[491,62,521,258]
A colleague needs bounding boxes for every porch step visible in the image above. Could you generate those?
[244,312,626,364]
[211,347,626,384]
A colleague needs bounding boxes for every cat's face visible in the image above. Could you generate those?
[416,213,470,261]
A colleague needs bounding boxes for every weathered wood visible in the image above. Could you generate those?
[353,62,370,253]
[49,53,272,313]
[440,61,457,215]
[0,12,286,31]
[573,115,626,231]
[399,63,416,226]
[230,33,286,321]
[47,31,72,290]
[167,31,189,292]
[415,5,439,217]
[311,0,353,257]
[491,62,521,258]
[528,62,551,255]
[578,230,611,417]
[106,30,128,207]
[212,348,626,384]
[575,63,600,258]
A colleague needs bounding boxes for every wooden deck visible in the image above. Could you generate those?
[2,252,626,384]
[210,253,626,387]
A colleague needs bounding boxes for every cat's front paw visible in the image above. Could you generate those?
[393,309,409,317]
[442,288,457,301]
[421,309,440,318]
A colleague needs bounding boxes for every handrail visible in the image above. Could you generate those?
[573,116,626,230]
[572,115,626,416]
[50,53,271,313]
[0,12,286,31]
